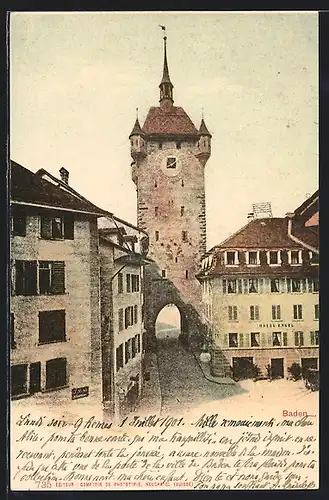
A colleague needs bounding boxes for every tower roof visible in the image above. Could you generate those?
[129,118,144,138]
[199,118,212,137]
[160,36,173,86]
[142,106,199,137]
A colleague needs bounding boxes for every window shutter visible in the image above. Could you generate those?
[15,261,24,295]
[277,305,281,320]
[286,278,291,293]
[234,306,238,320]
[280,278,285,293]
[259,278,264,294]
[40,216,52,239]
[268,333,272,345]
[63,214,74,240]
[310,331,314,346]
[239,333,244,348]
[283,332,288,346]
[238,279,243,294]
[222,279,227,294]
[51,262,65,294]
[272,305,276,320]
[228,306,232,321]
[294,331,298,346]
[244,333,249,348]
[301,279,307,293]
[124,308,129,329]
[25,261,38,295]
[261,332,267,347]
[243,279,248,294]
[300,332,304,346]
[130,306,134,326]
[255,306,259,320]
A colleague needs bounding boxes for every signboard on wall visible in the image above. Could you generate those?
[71,386,89,400]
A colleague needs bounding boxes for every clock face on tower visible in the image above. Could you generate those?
[161,155,181,177]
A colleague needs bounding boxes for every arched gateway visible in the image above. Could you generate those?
[129,32,212,351]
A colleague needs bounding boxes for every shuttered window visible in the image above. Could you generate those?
[118,273,123,293]
[39,261,65,295]
[15,261,38,296]
[40,214,74,240]
[118,308,124,331]
[134,305,138,324]
[310,331,319,346]
[39,310,66,344]
[46,358,67,389]
[126,274,131,293]
[294,331,304,347]
[12,208,26,236]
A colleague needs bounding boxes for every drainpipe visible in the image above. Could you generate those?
[287,217,319,254]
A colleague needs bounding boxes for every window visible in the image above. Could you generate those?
[132,336,137,358]
[46,358,67,390]
[185,270,189,279]
[39,261,65,295]
[182,231,188,242]
[291,279,301,293]
[289,250,302,265]
[250,305,259,321]
[125,340,132,364]
[126,274,131,293]
[116,345,124,371]
[134,305,138,324]
[118,308,124,331]
[132,275,140,292]
[176,142,181,149]
[270,279,280,293]
[229,333,238,348]
[39,310,66,344]
[314,304,319,320]
[155,231,159,241]
[12,209,26,236]
[124,306,134,329]
[272,332,283,347]
[249,279,258,293]
[272,305,281,320]
[228,306,238,321]
[226,251,238,266]
[159,143,163,150]
[118,273,123,294]
[309,251,319,265]
[136,334,141,353]
[11,364,28,397]
[15,261,37,296]
[167,157,177,169]
[40,214,74,240]
[180,206,185,216]
[268,251,281,265]
[294,331,304,347]
[155,207,159,216]
[227,279,237,294]
[293,304,303,320]
[311,279,319,293]
[251,332,260,347]
[162,270,166,278]
[247,251,259,265]
[310,331,319,346]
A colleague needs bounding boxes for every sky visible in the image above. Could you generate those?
[9,11,318,249]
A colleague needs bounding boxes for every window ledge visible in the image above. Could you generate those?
[246,264,260,267]
[38,339,67,346]
[290,263,302,266]
[226,264,239,267]
[42,385,69,394]
[269,264,281,267]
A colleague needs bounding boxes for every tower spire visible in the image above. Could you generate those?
[158,26,174,107]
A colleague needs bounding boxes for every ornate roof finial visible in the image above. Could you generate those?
[202,108,204,120]
[136,107,139,119]
[158,25,174,106]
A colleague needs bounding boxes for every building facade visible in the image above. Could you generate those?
[129,34,212,343]
[98,217,150,420]
[10,161,107,403]
[198,193,319,379]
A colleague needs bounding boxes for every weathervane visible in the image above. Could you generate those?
[159,24,166,39]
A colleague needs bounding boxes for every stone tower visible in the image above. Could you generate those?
[129,33,211,343]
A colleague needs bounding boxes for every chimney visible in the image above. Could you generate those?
[59,167,69,185]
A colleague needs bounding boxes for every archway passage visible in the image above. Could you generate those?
[155,303,181,340]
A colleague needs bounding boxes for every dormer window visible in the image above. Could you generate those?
[288,250,302,265]
[267,251,281,266]
[225,251,239,266]
[246,251,260,266]
[167,157,176,169]
[309,251,319,265]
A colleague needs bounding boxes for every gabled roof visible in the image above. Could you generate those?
[213,218,300,250]
[10,160,108,216]
[142,106,199,137]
